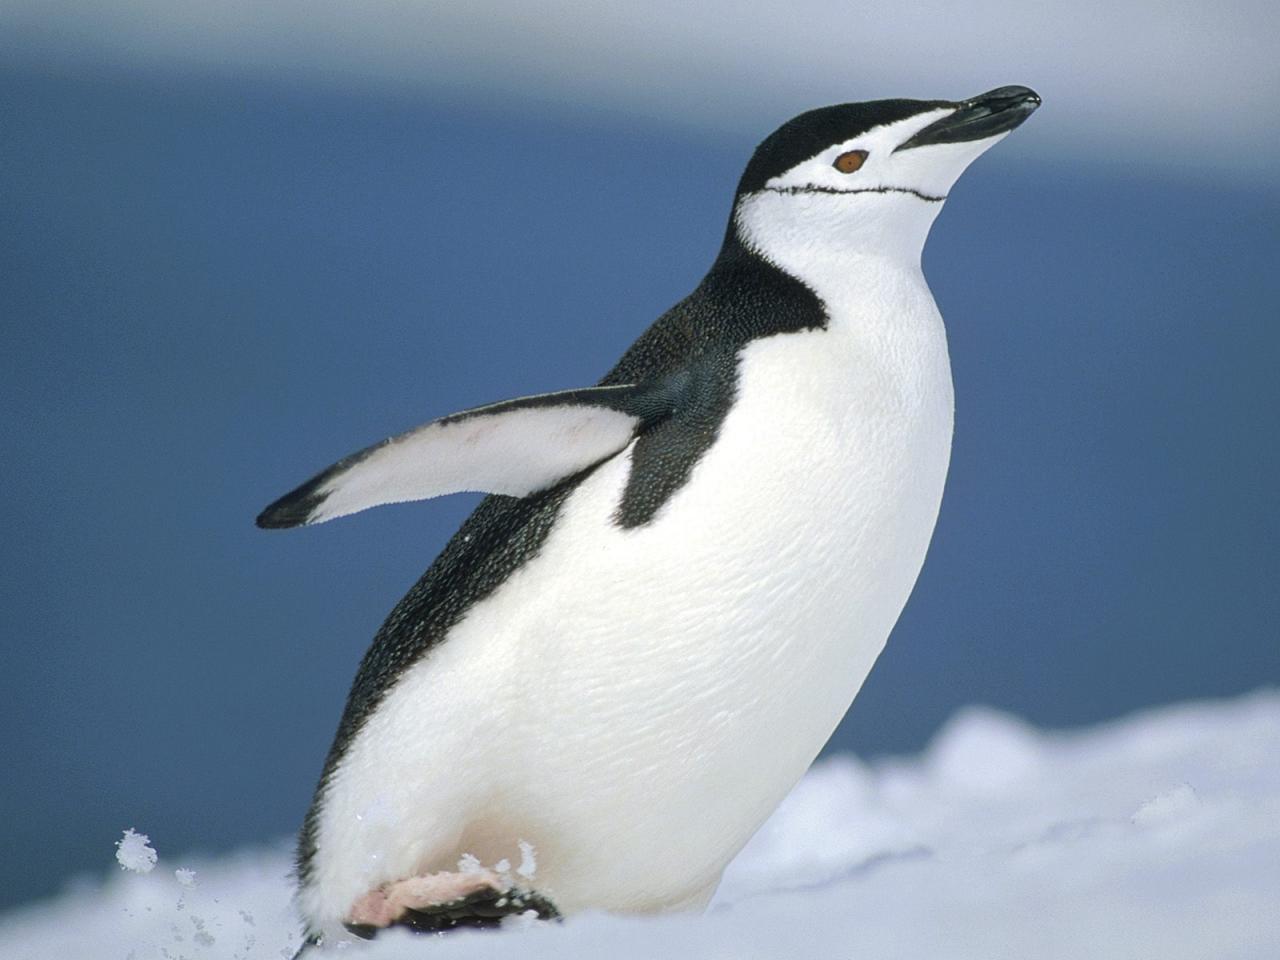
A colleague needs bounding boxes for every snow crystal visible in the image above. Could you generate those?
[114,829,157,874]
[493,858,511,874]
[456,853,482,874]
[174,869,197,887]
[516,840,537,879]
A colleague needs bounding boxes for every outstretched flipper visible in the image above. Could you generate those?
[257,377,685,529]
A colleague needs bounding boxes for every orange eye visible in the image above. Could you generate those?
[833,149,868,173]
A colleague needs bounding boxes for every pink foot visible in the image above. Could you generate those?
[347,870,510,928]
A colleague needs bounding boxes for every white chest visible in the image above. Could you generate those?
[525,257,954,750]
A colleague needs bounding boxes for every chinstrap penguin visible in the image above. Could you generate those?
[258,85,1040,951]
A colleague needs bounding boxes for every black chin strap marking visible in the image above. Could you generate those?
[762,184,945,203]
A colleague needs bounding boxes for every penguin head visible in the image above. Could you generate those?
[733,86,1040,265]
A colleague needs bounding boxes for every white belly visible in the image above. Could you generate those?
[306,274,954,935]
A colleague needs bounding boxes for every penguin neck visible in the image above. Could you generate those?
[729,189,942,285]
[722,191,946,339]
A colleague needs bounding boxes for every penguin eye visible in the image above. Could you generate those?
[833,150,868,174]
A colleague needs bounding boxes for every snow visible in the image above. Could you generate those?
[4,691,1277,959]
[113,829,157,875]
[516,840,537,879]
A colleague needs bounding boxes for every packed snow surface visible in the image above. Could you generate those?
[3,691,1277,959]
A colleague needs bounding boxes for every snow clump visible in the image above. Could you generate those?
[113,829,157,874]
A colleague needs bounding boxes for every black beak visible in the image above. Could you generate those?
[895,86,1041,151]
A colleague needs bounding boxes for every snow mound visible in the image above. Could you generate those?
[3,691,1277,959]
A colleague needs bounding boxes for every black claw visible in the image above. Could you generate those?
[464,901,513,919]
[384,884,562,936]
[342,922,378,940]
[400,906,486,933]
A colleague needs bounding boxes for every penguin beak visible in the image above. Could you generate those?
[895,86,1041,151]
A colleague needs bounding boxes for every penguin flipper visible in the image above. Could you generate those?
[257,380,680,528]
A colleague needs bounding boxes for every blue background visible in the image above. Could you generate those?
[2,66,1277,911]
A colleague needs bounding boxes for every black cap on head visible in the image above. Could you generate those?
[736,98,949,196]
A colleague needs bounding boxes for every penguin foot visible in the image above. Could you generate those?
[344,870,561,938]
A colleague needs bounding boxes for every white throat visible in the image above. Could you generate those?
[729,186,955,471]
[733,188,945,273]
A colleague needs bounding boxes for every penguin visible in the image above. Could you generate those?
[258,85,1041,950]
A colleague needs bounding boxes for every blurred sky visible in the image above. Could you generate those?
[2,0,1278,915]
